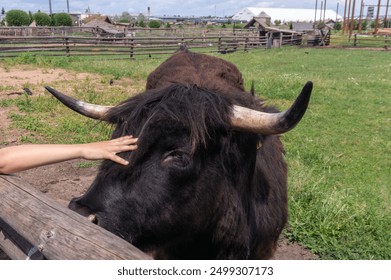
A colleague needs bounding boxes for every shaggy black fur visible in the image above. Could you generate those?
[68,51,289,260]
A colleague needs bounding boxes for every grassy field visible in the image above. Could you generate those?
[1,47,390,259]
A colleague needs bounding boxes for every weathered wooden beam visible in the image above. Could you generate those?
[0,175,152,260]
[0,217,44,260]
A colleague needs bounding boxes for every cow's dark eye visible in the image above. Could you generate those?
[161,150,190,167]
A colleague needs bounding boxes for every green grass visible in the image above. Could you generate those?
[1,47,390,259]
[224,48,390,259]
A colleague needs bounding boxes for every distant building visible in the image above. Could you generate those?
[292,22,314,32]
[83,15,125,37]
[233,7,342,23]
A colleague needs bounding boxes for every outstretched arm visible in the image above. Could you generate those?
[0,136,138,175]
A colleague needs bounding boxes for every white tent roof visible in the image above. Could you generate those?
[233,7,342,22]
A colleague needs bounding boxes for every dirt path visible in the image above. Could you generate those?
[0,65,317,260]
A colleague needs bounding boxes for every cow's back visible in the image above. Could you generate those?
[146,50,245,94]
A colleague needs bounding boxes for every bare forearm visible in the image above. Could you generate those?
[0,136,138,175]
[0,144,85,174]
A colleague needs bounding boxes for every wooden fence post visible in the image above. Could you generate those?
[244,36,249,52]
[233,35,237,52]
[65,37,70,57]
[279,32,283,48]
[267,32,273,49]
[130,38,134,59]
[218,33,222,52]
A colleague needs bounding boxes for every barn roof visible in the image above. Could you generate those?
[244,17,302,35]
[233,7,342,22]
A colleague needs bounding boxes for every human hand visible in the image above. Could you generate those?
[81,136,138,165]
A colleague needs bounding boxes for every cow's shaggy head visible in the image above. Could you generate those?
[45,50,312,259]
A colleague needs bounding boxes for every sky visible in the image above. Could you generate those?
[0,1,381,17]
[0,0,385,17]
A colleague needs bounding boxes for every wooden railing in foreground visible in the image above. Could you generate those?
[0,175,151,260]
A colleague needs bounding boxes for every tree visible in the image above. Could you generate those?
[138,20,146,27]
[137,14,146,28]
[5,9,31,26]
[52,12,72,26]
[121,11,131,20]
[33,12,52,26]
[334,21,342,31]
[148,20,161,28]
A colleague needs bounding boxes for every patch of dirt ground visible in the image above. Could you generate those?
[0,65,106,100]
[0,65,318,260]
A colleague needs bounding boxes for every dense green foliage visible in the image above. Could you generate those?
[52,12,72,26]
[148,20,161,28]
[1,48,390,259]
[33,12,52,26]
[137,20,146,27]
[5,9,31,26]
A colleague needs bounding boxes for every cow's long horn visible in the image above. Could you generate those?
[230,81,313,135]
[45,86,112,120]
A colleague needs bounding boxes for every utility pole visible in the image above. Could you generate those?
[336,2,339,22]
[385,0,390,28]
[374,0,382,33]
[66,0,70,13]
[358,0,364,33]
[343,0,348,34]
[346,0,352,33]
[349,0,357,38]
[315,0,318,28]
[324,0,327,21]
[48,0,53,15]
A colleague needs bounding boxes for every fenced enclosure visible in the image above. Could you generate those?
[0,26,303,59]
[0,26,389,60]
[0,175,151,260]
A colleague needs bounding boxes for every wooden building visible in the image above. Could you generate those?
[244,17,302,48]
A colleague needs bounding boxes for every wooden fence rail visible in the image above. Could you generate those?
[352,34,390,49]
[0,32,302,59]
[330,34,390,49]
[0,175,151,260]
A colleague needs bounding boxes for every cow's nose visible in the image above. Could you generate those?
[88,214,98,224]
[68,197,94,216]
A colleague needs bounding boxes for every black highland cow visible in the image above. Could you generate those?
[46,49,312,259]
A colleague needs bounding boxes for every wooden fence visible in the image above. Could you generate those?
[0,32,303,59]
[0,175,151,260]
[330,33,390,49]
[351,34,390,49]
